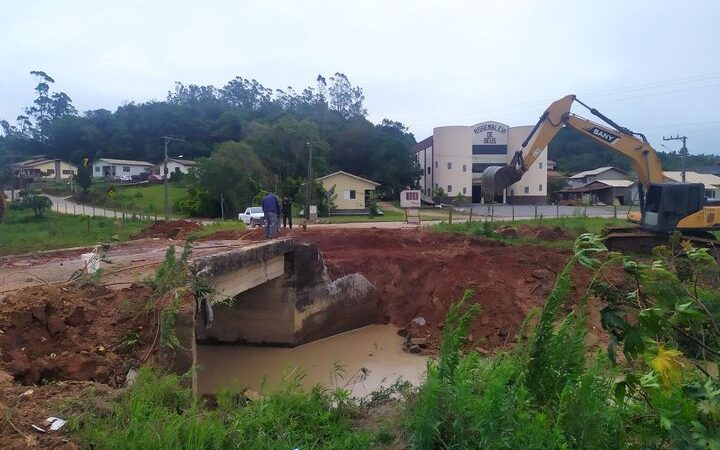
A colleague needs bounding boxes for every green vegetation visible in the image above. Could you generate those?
[435,216,628,247]
[13,188,53,218]
[76,183,189,217]
[192,220,247,238]
[72,369,376,450]
[0,208,148,255]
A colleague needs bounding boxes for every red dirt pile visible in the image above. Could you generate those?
[497,224,574,241]
[132,220,202,240]
[0,283,156,386]
[290,228,591,353]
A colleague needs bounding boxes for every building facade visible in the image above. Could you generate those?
[93,158,153,179]
[317,171,380,214]
[414,121,547,204]
[151,158,197,176]
[13,156,78,181]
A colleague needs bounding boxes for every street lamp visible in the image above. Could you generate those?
[162,136,184,221]
[305,142,312,220]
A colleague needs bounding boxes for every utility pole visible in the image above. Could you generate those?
[663,135,689,182]
[161,135,184,221]
[305,142,312,220]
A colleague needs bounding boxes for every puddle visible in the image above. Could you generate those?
[196,324,427,398]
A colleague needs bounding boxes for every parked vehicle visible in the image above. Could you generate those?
[118,174,132,181]
[239,207,265,226]
[148,174,165,183]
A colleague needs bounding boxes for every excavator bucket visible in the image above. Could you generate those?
[481,165,522,202]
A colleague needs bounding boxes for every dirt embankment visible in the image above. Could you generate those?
[132,220,202,240]
[290,228,593,353]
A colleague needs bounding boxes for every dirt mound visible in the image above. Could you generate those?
[291,228,593,353]
[496,224,574,242]
[132,220,202,240]
[0,283,156,385]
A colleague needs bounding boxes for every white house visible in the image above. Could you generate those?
[664,171,720,199]
[562,166,638,205]
[151,158,197,176]
[567,166,630,188]
[93,158,154,179]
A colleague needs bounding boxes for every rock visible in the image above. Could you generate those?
[47,316,66,335]
[10,310,33,328]
[497,227,520,239]
[0,369,14,385]
[65,306,86,327]
[30,305,47,324]
[531,268,553,280]
[409,337,427,347]
[243,388,262,402]
[412,317,426,327]
[125,368,138,387]
[409,344,422,354]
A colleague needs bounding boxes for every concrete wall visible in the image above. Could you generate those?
[92,160,153,178]
[433,126,473,197]
[193,241,378,347]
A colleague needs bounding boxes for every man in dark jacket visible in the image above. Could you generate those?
[261,192,281,239]
[281,197,292,229]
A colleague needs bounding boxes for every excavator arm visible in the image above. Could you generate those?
[482,95,665,203]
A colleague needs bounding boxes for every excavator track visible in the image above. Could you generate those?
[603,226,720,257]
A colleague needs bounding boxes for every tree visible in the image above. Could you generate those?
[24,71,77,143]
[76,164,93,193]
[15,189,52,218]
[328,73,367,118]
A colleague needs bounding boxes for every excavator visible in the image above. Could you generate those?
[481,95,720,253]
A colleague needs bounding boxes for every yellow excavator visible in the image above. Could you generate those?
[482,95,720,252]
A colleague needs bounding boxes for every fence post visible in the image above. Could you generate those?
[556,204,559,218]
[65,203,67,214]
[82,204,85,216]
[92,206,95,217]
[114,208,117,219]
[534,204,538,220]
[583,206,587,217]
[86,216,90,234]
[468,207,473,223]
[448,207,453,224]
[512,205,515,222]
[614,205,617,219]
[73,204,76,215]
[490,204,494,222]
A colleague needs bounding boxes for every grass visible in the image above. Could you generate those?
[192,220,247,238]
[76,183,189,217]
[434,216,629,248]
[0,208,149,255]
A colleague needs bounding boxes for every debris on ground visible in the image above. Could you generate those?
[132,220,202,240]
[0,283,156,385]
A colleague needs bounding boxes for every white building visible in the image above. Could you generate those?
[151,158,197,176]
[93,158,154,179]
[567,166,630,188]
[414,121,547,204]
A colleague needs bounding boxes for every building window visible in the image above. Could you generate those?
[462,187,467,195]
[62,169,73,175]
[344,190,356,200]
[447,162,452,170]
[524,186,529,194]
[123,166,131,172]
[427,188,431,196]
[435,183,438,190]
[406,191,419,201]
[539,184,543,191]
[46,169,55,175]
[462,164,467,172]
[94,166,100,172]
[510,189,514,196]
[427,167,431,174]
[539,162,543,169]
[435,161,438,168]
[447,185,452,193]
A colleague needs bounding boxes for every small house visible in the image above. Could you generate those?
[93,158,153,179]
[13,156,78,181]
[560,166,638,205]
[317,171,380,214]
[151,158,197,177]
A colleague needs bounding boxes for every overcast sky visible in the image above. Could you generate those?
[2,0,719,153]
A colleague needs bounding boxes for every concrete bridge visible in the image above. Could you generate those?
[166,238,379,392]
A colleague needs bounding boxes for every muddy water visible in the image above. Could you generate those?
[196,324,427,398]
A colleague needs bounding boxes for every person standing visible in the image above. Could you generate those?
[261,192,281,239]
[281,196,293,229]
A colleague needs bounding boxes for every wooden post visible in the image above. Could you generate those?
[73,204,76,215]
[556,204,559,218]
[534,204,538,219]
[86,215,90,234]
[512,206,515,222]
[468,207,473,223]
[448,207,453,224]
[490,204,494,222]
[614,205,617,218]
[92,206,95,217]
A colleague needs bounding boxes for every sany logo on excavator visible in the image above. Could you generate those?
[585,127,620,144]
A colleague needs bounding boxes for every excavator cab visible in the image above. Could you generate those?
[642,183,704,233]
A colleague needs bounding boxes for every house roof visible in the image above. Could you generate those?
[169,158,196,166]
[559,179,633,193]
[14,156,48,166]
[14,157,78,168]
[96,158,154,167]
[569,166,627,179]
[316,170,380,186]
[547,159,557,165]
[664,171,720,186]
